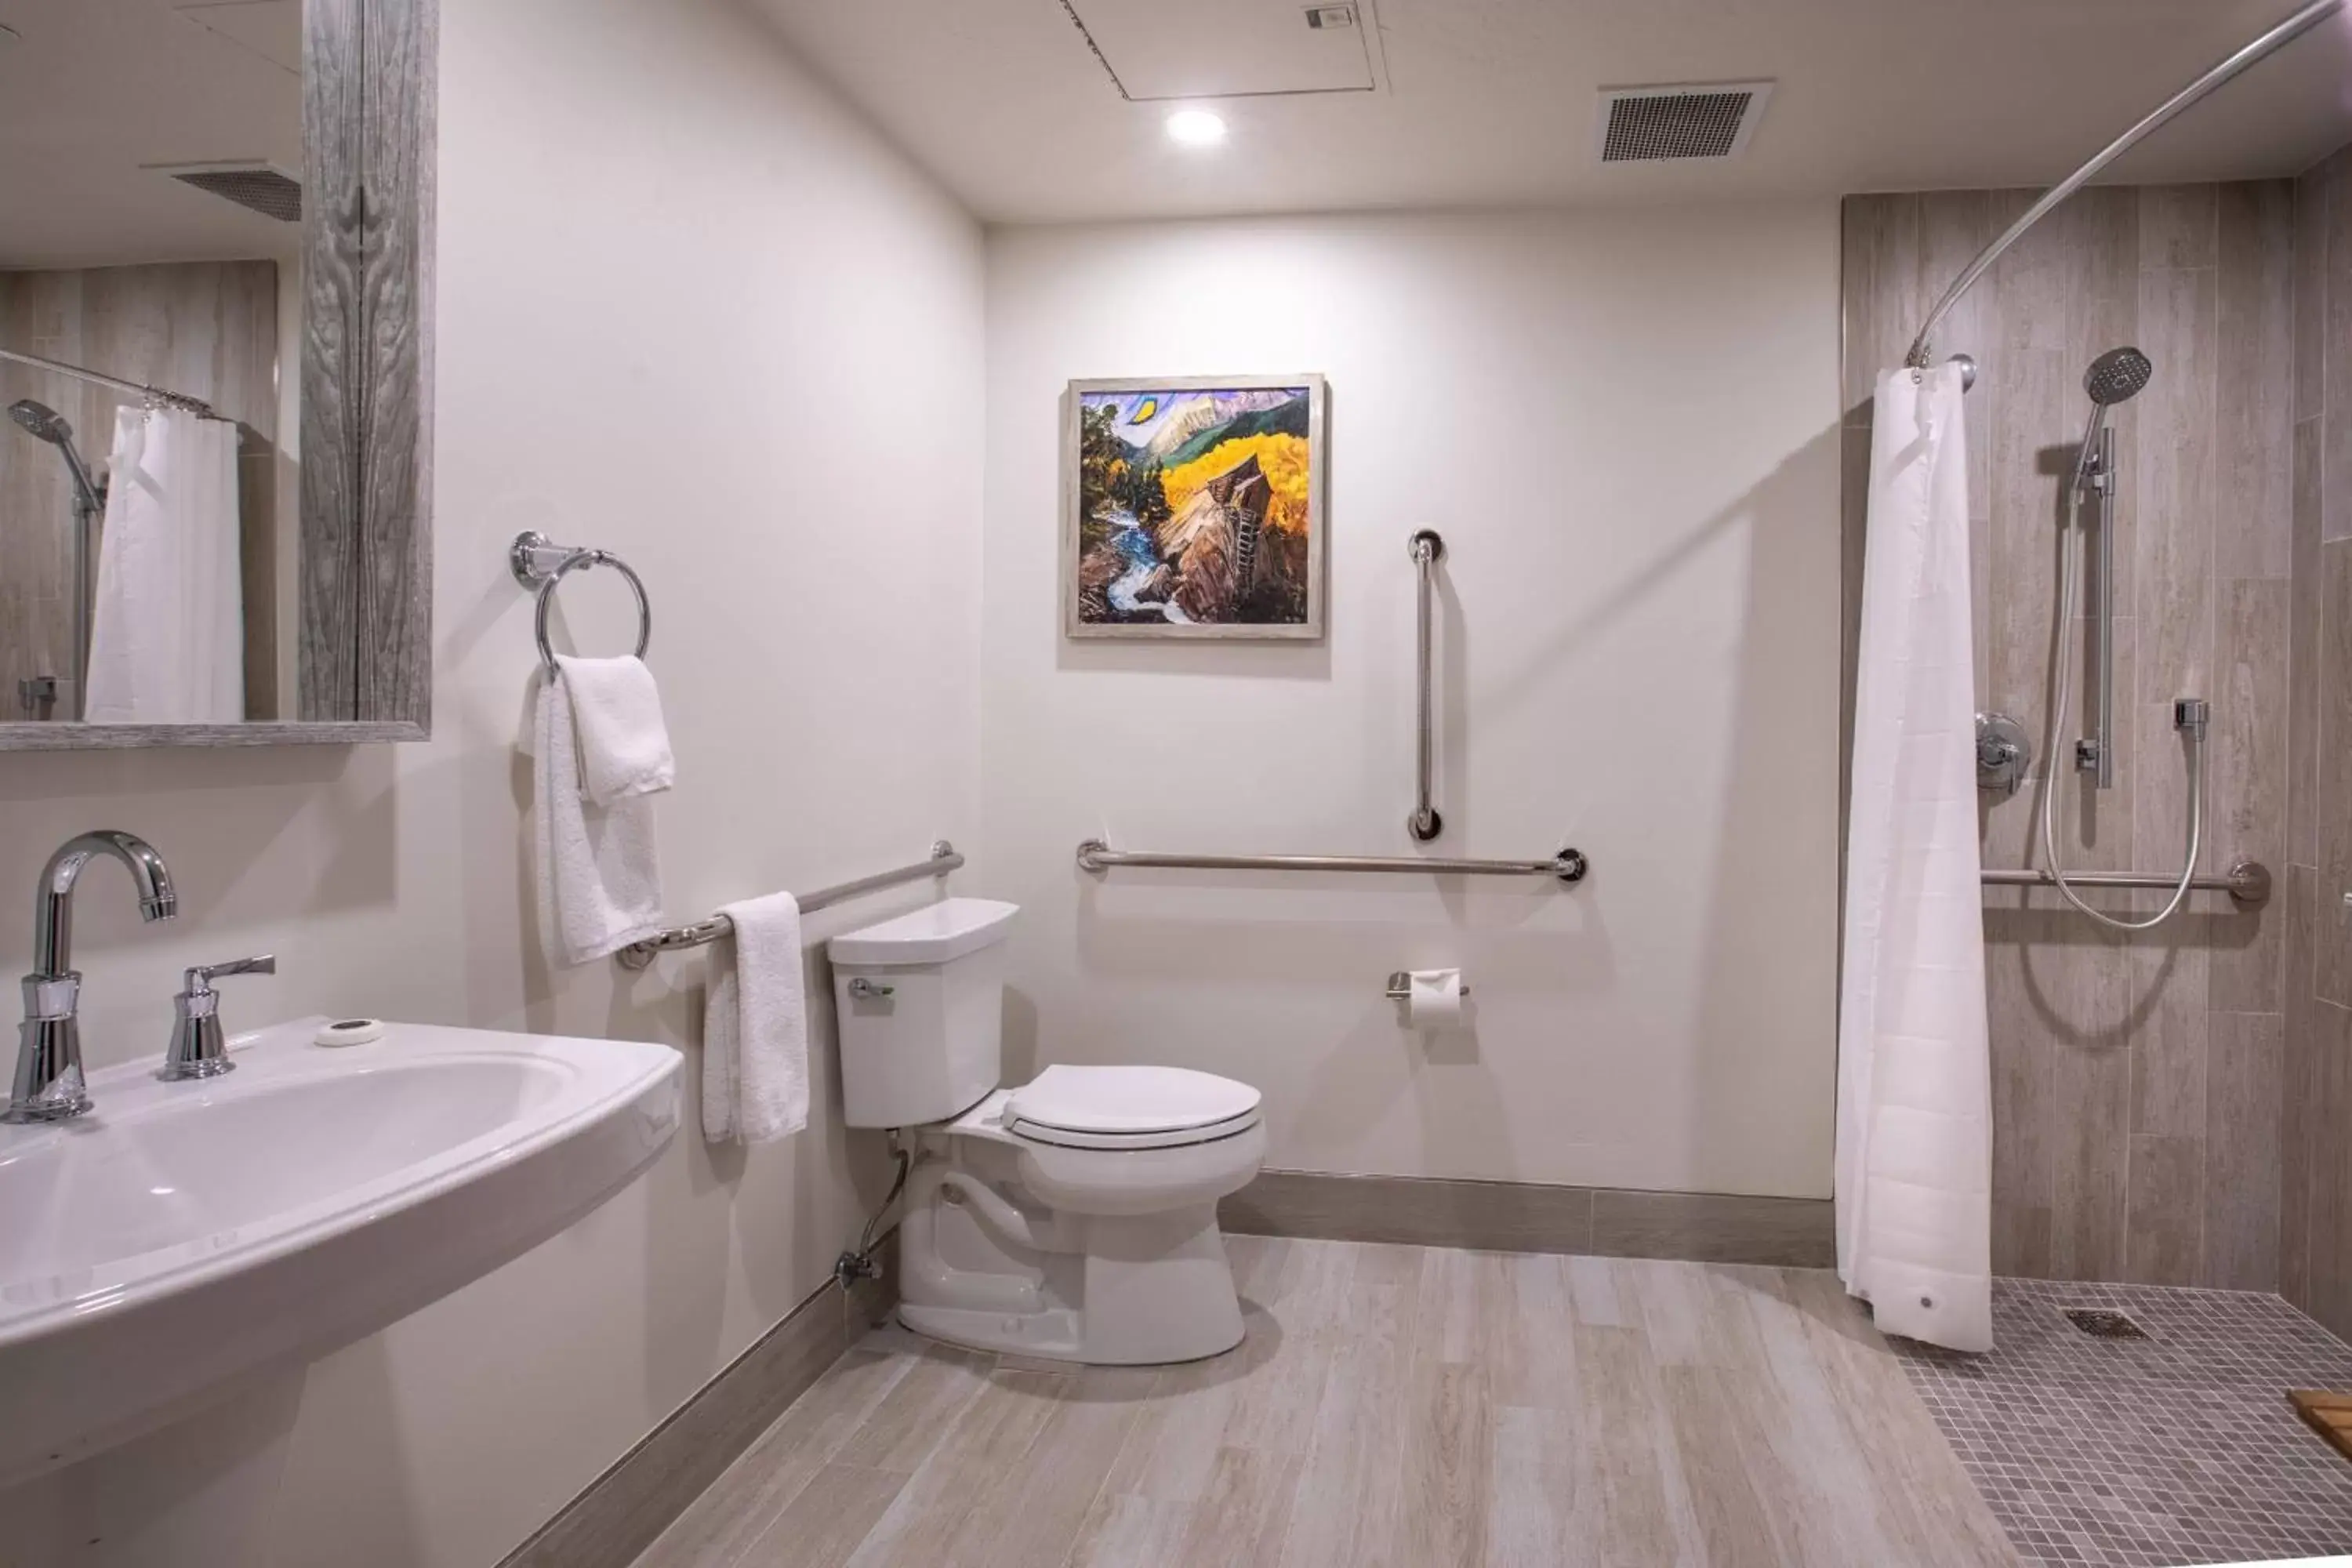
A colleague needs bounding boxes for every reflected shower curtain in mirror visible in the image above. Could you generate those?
[1835,362,1991,1354]
[84,407,243,724]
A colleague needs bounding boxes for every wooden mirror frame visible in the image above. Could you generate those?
[0,0,435,750]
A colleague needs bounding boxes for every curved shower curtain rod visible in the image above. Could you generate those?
[1906,0,2347,370]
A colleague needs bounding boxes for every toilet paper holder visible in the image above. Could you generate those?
[1385,971,1470,1001]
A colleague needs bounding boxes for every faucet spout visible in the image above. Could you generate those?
[34,830,177,978]
[9,830,176,1123]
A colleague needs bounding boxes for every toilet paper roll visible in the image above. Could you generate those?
[1403,968,1465,1028]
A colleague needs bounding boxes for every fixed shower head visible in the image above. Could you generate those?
[8,399,71,445]
[2084,347,2153,407]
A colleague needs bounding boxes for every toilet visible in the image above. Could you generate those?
[829,898,1265,1365]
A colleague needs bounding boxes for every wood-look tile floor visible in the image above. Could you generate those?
[631,1236,2020,1568]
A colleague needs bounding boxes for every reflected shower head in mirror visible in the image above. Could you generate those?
[2072,347,2154,491]
[6,398,103,516]
[7,398,68,443]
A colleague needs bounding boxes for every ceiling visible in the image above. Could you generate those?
[751,0,2352,223]
[0,0,301,270]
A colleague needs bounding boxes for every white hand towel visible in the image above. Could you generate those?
[701,892,808,1144]
[553,654,675,804]
[532,676,666,966]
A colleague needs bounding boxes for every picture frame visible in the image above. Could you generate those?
[1061,373,1328,641]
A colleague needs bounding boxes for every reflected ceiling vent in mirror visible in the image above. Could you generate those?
[154,162,303,222]
[1058,0,1382,101]
[1595,82,1774,162]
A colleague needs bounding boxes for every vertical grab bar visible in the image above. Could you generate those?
[1409,530,1445,841]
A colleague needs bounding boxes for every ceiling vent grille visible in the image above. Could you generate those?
[168,165,303,222]
[1596,82,1773,163]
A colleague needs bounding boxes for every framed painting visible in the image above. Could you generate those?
[1061,374,1327,640]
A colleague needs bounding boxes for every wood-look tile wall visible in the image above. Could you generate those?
[0,261,285,719]
[2281,140,2352,1341]
[1843,182,2296,1291]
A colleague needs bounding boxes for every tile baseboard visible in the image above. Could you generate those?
[1220,1168,1835,1269]
[498,1254,896,1568]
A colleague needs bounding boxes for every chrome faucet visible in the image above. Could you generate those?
[6,830,177,1123]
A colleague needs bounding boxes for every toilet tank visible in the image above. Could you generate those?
[827,898,1018,1128]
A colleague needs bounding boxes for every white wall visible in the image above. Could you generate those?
[979,207,1842,1199]
[0,1,982,1563]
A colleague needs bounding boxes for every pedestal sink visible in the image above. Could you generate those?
[0,1017,681,1482]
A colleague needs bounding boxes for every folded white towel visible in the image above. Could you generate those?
[702,892,808,1144]
[532,677,666,966]
[553,654,675,805]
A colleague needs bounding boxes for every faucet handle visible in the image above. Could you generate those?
[161,956,275,1082]
[183,954,276,995]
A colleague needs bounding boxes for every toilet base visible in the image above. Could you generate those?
[898,1190,1247,1365]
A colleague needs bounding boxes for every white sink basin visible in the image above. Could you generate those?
[0,1016,681,1481]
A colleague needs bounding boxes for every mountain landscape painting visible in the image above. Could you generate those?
[1063,376,1327,639]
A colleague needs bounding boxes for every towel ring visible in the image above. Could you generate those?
[510,531,652,677]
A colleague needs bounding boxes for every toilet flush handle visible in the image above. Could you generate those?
[847,978,895,1000]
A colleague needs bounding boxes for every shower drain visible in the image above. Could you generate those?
[2063,1307,2152,1340]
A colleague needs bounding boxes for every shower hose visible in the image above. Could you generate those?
[2035,490,2204,931]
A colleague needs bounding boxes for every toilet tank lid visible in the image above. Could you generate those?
[827,898,1019,966]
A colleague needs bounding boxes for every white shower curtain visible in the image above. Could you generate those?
[1835,362,1992,1354]
[85,406,244,724]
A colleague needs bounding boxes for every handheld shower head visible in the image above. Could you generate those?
[2084,347,2154,406]
[7,399,103,517]
[2072,347,2154,492]
[8,399,71,445]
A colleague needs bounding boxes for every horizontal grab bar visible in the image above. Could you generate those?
[615,840,963,969]
[1980,859,2270,907]
[1075,837,1588,884]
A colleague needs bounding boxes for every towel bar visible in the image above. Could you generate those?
[615,841,963,969]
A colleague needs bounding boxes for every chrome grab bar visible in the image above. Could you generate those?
[615,840,963,969]
[1076,837,1588,884]
[1980,860,2270,907]
[1409,530,1445,842]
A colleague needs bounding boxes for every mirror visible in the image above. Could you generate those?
[0,0,431,746]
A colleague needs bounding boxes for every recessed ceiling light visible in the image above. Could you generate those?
[1165,109,1228,148]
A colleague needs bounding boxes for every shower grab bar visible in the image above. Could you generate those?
[509,530,652,677]
[1076,838,1589,884]
[1906,0,2344,368]
[1409,530,1445,842]
[1980,859,2270,907]
[615,840,963,969]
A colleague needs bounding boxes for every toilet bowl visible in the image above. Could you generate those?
[896,1065,1265,1363]
[829,902,1265,1365]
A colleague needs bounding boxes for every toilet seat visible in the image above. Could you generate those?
[1004,1065,1261,1151]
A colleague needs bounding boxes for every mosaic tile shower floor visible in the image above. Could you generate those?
[1897,1279,2352,1566]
